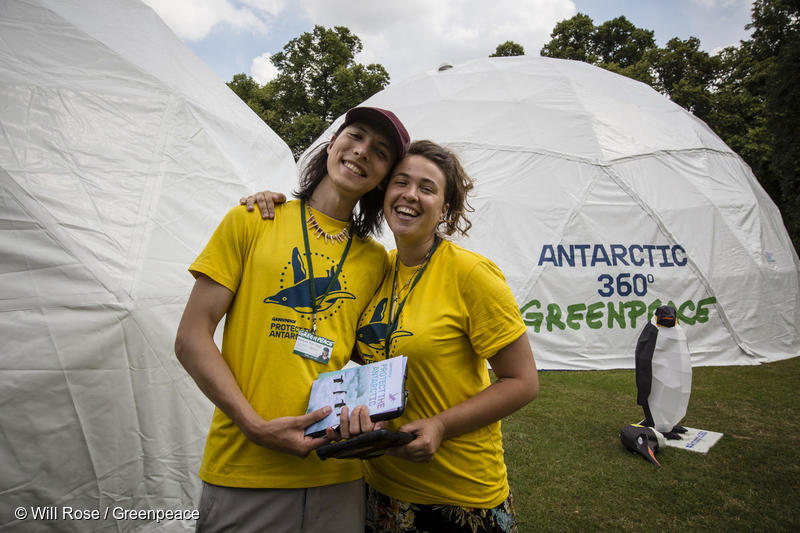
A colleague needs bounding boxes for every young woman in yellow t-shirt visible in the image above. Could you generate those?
[348,140,538,532]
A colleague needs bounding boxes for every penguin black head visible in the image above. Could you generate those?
[655,305,677,327]
[620,424,666,467]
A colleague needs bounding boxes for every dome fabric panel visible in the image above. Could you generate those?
[1,1,296,530]
[316,55,800,370]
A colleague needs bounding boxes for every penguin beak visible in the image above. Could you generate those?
[636,435,661,467]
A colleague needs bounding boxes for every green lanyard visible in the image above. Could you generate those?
[384,236,441,359]
[300,199,354,332]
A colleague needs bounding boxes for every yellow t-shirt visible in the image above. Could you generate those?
[189,200,388,488]
[357,239,527,507]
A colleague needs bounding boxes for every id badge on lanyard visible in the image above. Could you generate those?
[293,329,335,364]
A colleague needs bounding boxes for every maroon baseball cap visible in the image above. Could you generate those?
[343,107,410,160]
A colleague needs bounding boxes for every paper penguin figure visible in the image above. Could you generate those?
[635,305,692,439]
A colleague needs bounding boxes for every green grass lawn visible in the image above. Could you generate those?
[502,356,800,532]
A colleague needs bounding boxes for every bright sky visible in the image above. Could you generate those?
[143,0,755,86]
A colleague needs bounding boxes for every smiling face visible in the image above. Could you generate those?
[384,154,448,254]
[324,121,395,203]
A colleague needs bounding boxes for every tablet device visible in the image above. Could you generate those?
[316,429,415,460]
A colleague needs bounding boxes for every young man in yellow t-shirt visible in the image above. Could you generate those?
[174,107,409,532]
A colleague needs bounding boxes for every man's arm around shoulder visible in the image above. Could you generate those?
[174,274,331,457]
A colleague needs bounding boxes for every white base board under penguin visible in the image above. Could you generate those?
[663,427,723,454]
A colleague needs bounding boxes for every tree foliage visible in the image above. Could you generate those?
[540,13,597,62]
[541,14,657,85]
[593,16,656,68]
[228,25,389,158]
[749,0,800,250]
[491,41,525,57]
[541,4,799,251]
[649,36,718,120]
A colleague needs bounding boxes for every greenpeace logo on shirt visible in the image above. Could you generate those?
[269,317,300,339]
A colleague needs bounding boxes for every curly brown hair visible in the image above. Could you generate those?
[405,140,474,237]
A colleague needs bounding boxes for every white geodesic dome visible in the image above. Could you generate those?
[316,56,800,370]
[0,0,296,530]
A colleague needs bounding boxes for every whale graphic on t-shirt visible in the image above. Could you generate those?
[264,247,354,313]
[356,298,412,351]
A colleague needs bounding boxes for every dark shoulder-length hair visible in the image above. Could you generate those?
[406,140,474,238]
[294,123,386,239]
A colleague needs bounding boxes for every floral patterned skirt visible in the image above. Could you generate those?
[365,484,518,533]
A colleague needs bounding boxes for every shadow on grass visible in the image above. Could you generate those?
[502,356,800,532]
